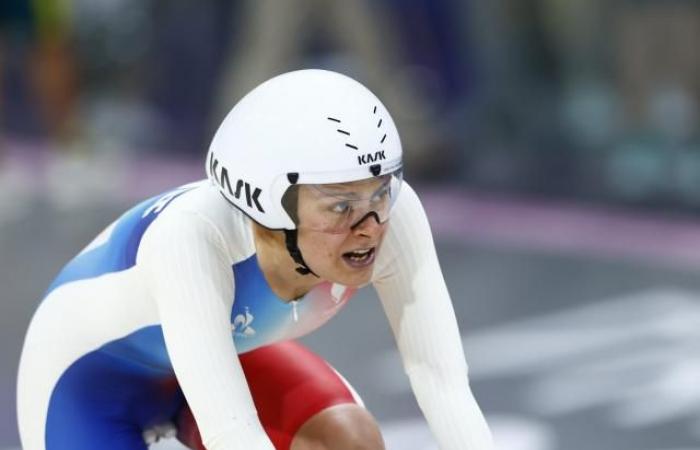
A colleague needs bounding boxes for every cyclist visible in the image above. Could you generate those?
[17,69,494,449]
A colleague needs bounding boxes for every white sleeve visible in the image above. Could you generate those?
[138,210,275,450]
[372,184,495,450]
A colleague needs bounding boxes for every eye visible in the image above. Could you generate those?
[330,201,351,214]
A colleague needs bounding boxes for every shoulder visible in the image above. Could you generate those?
[386,180,432,241]
[390,180,425,219]
[372,180,436,281]
[139,180,255,263]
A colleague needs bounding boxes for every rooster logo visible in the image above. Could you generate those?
[232,307,256,337]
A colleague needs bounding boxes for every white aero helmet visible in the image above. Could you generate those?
[206,69,403,231]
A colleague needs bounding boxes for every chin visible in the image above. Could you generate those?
[337,267,373,287]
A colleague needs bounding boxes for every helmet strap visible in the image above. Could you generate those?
[284,229,319,277]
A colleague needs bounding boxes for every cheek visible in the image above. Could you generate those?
[299,232,345,261]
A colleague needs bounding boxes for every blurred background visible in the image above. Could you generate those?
[2,0,700,449]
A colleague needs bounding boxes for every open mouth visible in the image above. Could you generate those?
[342,247,376,268]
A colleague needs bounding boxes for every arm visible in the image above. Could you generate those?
[372,183,495,450]
[139,210,275,450]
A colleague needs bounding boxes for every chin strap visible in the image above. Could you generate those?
[284,229,319,277]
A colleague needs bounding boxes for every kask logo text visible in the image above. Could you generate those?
[209,155,265,213]
[357,150,386,165]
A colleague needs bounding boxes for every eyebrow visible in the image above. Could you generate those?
[319,179,391,200]
[324,175,391,190]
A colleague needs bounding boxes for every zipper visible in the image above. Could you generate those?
[291,300,299,322]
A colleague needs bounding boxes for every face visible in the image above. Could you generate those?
[295,177,391,287]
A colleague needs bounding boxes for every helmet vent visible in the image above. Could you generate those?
[328,117,359,150]
[373,106,387,144]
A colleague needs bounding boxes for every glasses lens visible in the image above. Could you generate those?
[284,170,402,233]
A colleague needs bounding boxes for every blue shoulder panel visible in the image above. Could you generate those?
[46,184,196,295]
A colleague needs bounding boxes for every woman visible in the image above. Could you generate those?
[17,70,494,449]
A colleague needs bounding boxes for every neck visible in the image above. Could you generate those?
[252,223,323,301]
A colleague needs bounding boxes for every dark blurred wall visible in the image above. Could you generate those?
[2,0,700,211]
